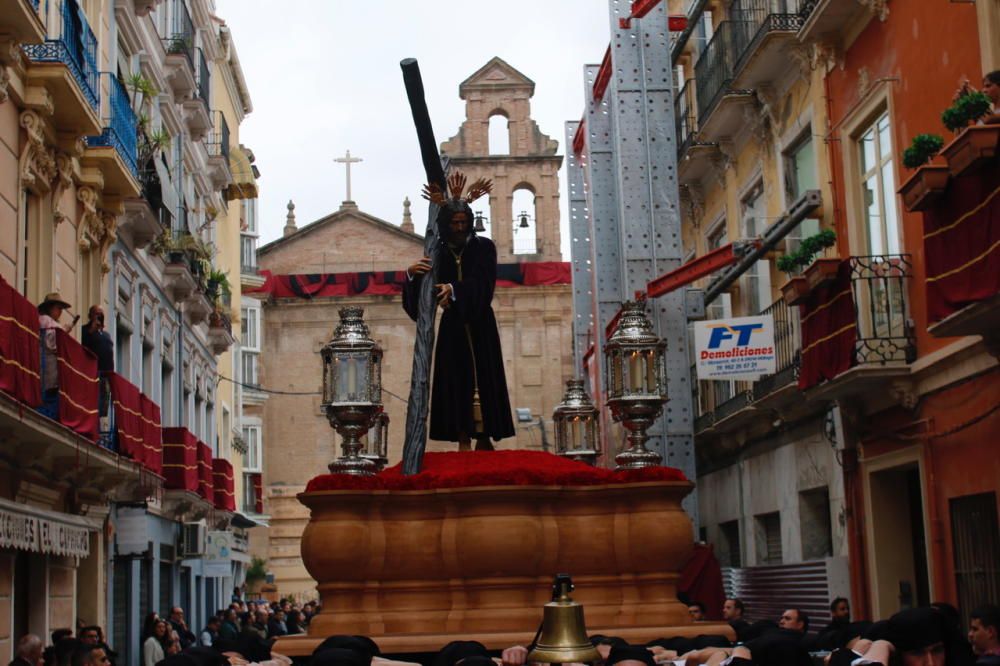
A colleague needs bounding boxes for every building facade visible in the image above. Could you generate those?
[0,0,262,660]
[577,0,1000,625]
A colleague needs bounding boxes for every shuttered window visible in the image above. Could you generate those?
[950,492,1000,627]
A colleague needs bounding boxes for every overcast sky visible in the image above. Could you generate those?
[214,0,611,260]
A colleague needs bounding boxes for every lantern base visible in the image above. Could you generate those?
[614,446,662,471]
[559,450,600,466]
[328,454,377,476]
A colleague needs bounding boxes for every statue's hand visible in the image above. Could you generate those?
[408,257,431,276]
[435,283,453,309]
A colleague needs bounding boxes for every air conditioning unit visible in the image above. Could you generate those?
[181,521,207,557]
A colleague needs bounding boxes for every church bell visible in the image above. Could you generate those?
[526,574,600,664]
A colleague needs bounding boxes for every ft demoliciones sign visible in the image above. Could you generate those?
[694,315,776,381]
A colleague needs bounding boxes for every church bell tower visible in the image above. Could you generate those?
[440,57,563,263]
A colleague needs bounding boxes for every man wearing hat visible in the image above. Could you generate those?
[37,292,78,414]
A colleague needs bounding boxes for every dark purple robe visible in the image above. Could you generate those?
[403,235,515,442]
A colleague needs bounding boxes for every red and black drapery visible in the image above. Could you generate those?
[250,472,263,514]
[212,458,235,512]
[197,442,213,502]
[798,260,857,390]
[163,427,199,492]
[924,167,1000,322]
[0,275,41,407]
[109,373,163,473]
[55,329,99,440]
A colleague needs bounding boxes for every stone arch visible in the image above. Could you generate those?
[511,183,537,255]
[488,111,510,155]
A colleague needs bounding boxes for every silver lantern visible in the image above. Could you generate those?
[321,306,383,476]
[362,412,389,471]
[552,379,600,465]
[603,300,667,470]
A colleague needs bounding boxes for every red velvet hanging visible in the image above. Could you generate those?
[212,458,236,511]
[0,275,41,407]
[924,169,1000,322]
[140,393,163,475]
[198,442,214,502]
[677,543,726,621]
[306,450,687,492]
[109,372,144,462]
[251,472,263,513]
[798,260,857,390]
[55,329,99,441]
[163,427,199,492]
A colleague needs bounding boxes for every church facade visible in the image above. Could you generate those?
[251,60,576,597]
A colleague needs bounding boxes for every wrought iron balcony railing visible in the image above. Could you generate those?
[675,79,697,157]
[752,296,801,397]
[849,254,914,365]
[208,110,230,162]
[163,0,195,71]
[23,0,99,113]
[729,0,806,73]
[196,47,210,108]
[693,21,740,121]
[86,73,139,178]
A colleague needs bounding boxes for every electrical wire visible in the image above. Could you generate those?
[216,374,410,404]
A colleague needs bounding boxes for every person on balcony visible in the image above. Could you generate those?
[37,293,78,418]
[81,306,113,420]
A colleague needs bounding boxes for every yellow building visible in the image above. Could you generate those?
[0,0,260,660]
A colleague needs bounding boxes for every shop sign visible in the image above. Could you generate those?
[694,315,776,380]
[205,531,233,577]
[0,507,91,557]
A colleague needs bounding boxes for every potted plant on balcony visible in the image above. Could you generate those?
[897,133,949,212]
[205,269,231,304]
[167,35,192,56]
[940,87,999,177]
[777,229,838,304]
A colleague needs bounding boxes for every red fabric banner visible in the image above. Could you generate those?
[163,427,199,492]
[0,275,41,407]
[140,394,162,475]
[798,260,857,390]
[55,329,99,440]
[251,472,263,514]
[109,373,144,463]
[197,442,213,501]
[923,168,1000,322]
[249,262,572,300]
[678,543,726,621]
[212,458,236,511]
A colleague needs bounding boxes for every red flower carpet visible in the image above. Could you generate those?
[306,450,687,492]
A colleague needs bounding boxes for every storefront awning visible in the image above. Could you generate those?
[0,497,100,558]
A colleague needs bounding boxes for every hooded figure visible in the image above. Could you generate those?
[403,173,515,449]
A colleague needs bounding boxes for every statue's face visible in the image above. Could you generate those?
[448,211,470,244]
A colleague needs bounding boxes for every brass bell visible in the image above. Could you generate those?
[527,574,600,664]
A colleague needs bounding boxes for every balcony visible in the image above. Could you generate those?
[84,73,141,197]
[206,110,233,189]
[798,0,880,45]
[162,249,198,303]
[182,48,211,140]
[803,255,915,401]
[161,0,196,98]
[120,166,169,250]
[23,0,101,136]
[692,21,756,143]
[207,310,235,355]
[695,301,809,437]
[3,0,46,44]
[185,291,213,326]
[729,1,806,90]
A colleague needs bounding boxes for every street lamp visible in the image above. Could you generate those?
[552,379,600,465]
[603,300,667,470]
[321,306,383,476]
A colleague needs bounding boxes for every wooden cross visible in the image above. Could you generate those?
[334,149,363,201]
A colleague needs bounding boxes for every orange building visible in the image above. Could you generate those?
[811,0,999,621]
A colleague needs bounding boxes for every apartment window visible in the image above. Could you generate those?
[240,235,256,272]
[705,223,733,406]
[141,338,154,395]
[116,326,132,380]
[858,112,900,256]
[719,520,742,568]
[242,425,261,472]
[221,406,231,458]
[784,131,821,252]
[242,198,258,234]
[950,492,1000,627]
[241,354,259,388]
[799,487,833,560]
[755,512,782,565]
[241,305,260,388]
[740,181,771,315]
[21,190,30,296]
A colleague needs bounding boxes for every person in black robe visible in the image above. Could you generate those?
[403,173,515,450]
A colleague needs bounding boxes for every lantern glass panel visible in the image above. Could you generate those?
[333,352,372,402]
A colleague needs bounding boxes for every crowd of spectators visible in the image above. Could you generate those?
[8,596,996,666]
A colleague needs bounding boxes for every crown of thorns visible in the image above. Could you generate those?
[421,172,493,206]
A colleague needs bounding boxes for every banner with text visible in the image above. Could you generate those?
[695,315,776,381]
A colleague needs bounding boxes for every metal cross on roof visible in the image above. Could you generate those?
[334,149,363,202]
